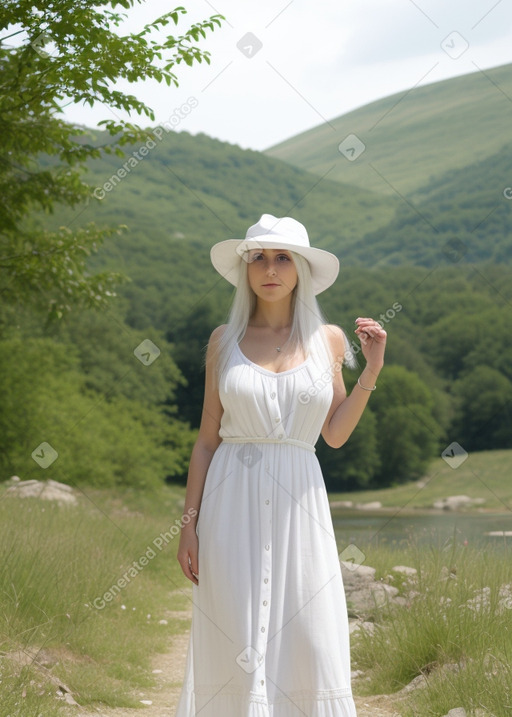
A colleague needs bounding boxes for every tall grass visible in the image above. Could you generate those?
[0,486,191,715]
[351,530,512,716]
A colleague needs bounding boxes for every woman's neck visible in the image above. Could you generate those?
[248,297,293,330]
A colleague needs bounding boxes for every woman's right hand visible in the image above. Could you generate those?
[177,528,199,585]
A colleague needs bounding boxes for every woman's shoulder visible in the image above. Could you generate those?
[321,323,348,349]
[209,324,228,342]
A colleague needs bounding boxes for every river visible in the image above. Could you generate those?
[331,508,512,551]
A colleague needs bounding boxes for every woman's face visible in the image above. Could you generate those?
[246,248,298,302]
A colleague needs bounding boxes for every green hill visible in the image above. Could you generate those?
[42,129,398,328]
[352,142,512,266]
[266,63,512,198]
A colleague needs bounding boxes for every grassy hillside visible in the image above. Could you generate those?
[38,129,397,328]
[329,449,512,512]
[266,63,512,197]
[351,142,512,266]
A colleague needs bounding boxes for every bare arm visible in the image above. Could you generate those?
[176,325,225,584]
[321,319,386,449]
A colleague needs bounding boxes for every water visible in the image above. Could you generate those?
[332,508,512,551]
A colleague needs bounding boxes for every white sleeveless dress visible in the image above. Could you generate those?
[175,342,357,716]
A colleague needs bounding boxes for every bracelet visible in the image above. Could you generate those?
[357,376,376,391]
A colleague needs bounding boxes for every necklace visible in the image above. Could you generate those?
[276,347,281,352]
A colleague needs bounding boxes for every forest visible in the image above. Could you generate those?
[1,5,510,493]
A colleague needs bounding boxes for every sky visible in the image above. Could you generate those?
[61,0,512,151]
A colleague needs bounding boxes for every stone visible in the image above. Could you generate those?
[391,565,417,577]
[399,673,427,693]
[329,500,354,508]
[349,620,375,635]
[355,501,382,510]
[6,478,77,505]
[341,561,404,614]
[444,709,467,717]
[433,495,485,510]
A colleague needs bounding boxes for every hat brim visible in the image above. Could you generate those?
[210,238,339,295]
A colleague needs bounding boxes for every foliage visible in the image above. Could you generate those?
[0,320,195,487]
[0,485,192,712]
[0,0,223,319]
[352,537,512,716]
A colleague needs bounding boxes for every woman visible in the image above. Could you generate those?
[176,214,386,716]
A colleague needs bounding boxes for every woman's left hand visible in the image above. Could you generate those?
[354,317,387,369]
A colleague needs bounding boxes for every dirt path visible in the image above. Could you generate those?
[71,607,404,717]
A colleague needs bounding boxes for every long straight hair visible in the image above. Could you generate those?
[211,251,357,382]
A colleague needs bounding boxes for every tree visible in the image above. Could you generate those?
[0,0,223,323]
[451,366,512,451]
[369,366,442,485]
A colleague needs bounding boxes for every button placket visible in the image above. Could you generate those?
[256,433,274,697]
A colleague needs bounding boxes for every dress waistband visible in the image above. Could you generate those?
[221,436,316,453]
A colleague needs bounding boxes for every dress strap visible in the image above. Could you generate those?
[221,436,316,453]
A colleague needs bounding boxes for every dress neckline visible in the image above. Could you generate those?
[236,343,311,376]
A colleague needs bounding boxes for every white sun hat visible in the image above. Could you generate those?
[210,214,340,295]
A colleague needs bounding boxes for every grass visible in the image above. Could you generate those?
[1,456,512,715]
[0,483,191,715]
[266,62,512,197]
[351,532,512,716]
[329,449,512,513]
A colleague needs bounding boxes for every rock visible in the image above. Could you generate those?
[340,562,376,580]
[433,495,485,510]
[6,478,77,505]
[10,475,21,482]
[443,709,467,717]
[391,565,417,577]
[399,673,427,693]
[485,530,512,536]
[341,561,402,614]
[355,501,382,510]
[349,620,375,635]
[329,500,354,508]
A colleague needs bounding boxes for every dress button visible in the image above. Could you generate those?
[274,417,280,423]
[263,600,268,606]
[261,627,265,632]
[277,434,283,439]
[265,499,270,505]
[270,392,276,399]
[264,578,269,584]
[265,544,270,550]
[261,679,265,686]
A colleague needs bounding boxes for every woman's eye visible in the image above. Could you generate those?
[277,254,290,261]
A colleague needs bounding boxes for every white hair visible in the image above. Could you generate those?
[212,251,357,381]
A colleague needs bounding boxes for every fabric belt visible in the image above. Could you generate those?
[221,436,316,453]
